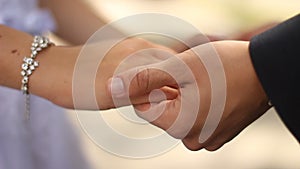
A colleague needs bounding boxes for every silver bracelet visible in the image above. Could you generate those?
[21,36,53,120]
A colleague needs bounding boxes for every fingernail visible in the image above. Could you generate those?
[110,77,125,97]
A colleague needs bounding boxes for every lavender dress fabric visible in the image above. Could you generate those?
[0,0,91,169]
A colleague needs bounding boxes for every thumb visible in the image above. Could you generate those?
[107,61,177,99]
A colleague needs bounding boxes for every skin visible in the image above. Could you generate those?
[0,0,178,109]
[0,0,106,89]
[108,40,272,151]
[1,0,275,151]
[0,25,176,110]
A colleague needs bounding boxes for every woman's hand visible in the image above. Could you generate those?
[31,38,176,109]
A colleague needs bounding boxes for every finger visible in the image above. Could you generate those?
[182,137,204,151]
[204,144,224,151]
[107,67,176,99]
[134,100,179,132]
[131,86,179,110]
[130,86,178,104]
[105,85,178,109]
[107,54,193,100]
[110,86,179,107]
[134,97,195,139]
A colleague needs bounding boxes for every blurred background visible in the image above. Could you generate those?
[66,0,300,169]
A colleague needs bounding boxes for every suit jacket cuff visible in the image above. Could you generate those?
[249,14,300,141]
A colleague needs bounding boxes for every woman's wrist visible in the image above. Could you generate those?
[0,25,33,89]
[29,44,81,107]
[0,24,78,104]
[0,25,82,108]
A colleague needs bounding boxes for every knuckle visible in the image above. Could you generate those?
[182,138,203,151]
[166,128,187,140]
[204,145,221,151]
[203,140,224,151]
[135,68,150,92]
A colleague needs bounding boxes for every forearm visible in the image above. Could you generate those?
[0,25,175,110]
[0,25,80,104]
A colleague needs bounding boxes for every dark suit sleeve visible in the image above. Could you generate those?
[249,14,300,142]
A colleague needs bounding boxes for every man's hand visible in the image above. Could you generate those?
[107,40,271,151]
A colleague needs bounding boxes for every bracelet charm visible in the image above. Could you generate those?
[20,35,52,119]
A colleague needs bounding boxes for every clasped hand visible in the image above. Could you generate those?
[38,36,270,151]
[106,40,271,151]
